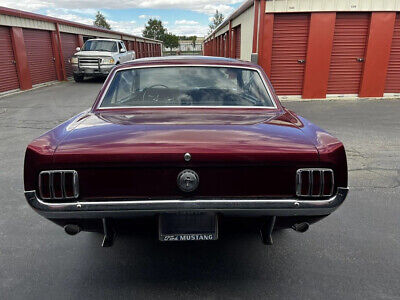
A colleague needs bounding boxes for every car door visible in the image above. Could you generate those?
[118,42,130,63]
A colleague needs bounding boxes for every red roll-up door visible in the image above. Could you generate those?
[23,29,57,85]
[0,26,19,93]
[385,14,400,94]
[140,42,145,57]
[327,13,370,95]
[234,26,241,59]
[133,41,137,57]
[270,14,309,95]
[136,42,141,58]
[220,36,223,57]
[220,36,223,56]
[60,32,78,78]
[216,36,219,56]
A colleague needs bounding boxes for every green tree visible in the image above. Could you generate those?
[142,19,166,41]
[163,33,179,54]
[208,10,224,34]
[93,11,111,30]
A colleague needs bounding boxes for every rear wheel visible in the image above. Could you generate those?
[73,74,84,82]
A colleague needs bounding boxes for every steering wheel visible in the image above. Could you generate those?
[142,84,169,103]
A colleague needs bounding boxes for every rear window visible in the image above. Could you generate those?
[100,66,275,108]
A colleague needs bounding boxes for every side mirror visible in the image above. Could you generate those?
[120,48,126,53]
[76,47,81,52]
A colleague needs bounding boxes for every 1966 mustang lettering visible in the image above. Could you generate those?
[162,234,215,241]
[24,56,348,247]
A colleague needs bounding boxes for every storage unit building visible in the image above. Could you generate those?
[0,7,163,95]
[204,0,400,99]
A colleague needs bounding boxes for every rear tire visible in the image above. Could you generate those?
[73,74,84,82]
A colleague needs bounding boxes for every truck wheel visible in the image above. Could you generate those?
[74,74,84,82]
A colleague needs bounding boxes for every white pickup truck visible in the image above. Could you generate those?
[70,38,135,82]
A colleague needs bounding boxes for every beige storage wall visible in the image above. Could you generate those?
[232,5,254,61]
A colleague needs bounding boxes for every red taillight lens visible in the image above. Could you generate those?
[53,172,63,198]
[323,171,334,196]
[64,172,77,198]
[38,171,79,200]
[300,171,310,195]
[296,169,334,197]
[312,171,321,196]
[39,172,51,199]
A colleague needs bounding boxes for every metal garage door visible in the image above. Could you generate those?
[219,36,222,57]
[234,26,241,59]
[0,26,19,93]
[327,13,370,95]
[270,14,310,95]
[139,42,143,58]
[385,14,400,94]
[61,32,78,78]
[23,28,57,85]
[221,34,225,57]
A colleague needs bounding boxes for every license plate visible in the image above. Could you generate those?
[159,213,218,242]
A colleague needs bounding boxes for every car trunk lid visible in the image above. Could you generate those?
[52,109,319,199]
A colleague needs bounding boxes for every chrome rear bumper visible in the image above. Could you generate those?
[25,188,349,219]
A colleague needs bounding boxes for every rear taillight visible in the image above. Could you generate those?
[39,170,79,200]
[296,169,334,197]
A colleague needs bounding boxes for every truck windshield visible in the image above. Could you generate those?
[100,66,275,108]
[82,40,117,52]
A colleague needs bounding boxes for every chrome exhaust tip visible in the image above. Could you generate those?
[292,222,310,233]
[64,224,81,235]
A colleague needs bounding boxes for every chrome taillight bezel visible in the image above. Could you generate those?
[296,168,334,198]
[39,170,79,200]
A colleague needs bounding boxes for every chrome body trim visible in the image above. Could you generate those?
[25,188,348,218]
[95,64,278,110]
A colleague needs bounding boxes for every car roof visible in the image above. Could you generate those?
[115,56,260,70]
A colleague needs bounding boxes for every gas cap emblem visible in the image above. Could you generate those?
[184,152,191,162]
[177,169,199,193]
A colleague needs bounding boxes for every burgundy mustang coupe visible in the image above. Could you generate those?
[24,56,348,246]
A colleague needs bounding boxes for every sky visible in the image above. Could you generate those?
[0,0,244,37]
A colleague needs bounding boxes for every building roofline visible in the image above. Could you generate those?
[0,6,162,43]
[205,0,254,41]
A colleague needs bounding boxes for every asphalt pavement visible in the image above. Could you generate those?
[0,80,399,299]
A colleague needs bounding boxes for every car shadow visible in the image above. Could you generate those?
[71,77,106,84]
[76,218,293,290]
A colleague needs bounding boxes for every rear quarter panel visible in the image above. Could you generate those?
[293,112,348,189]
[24,110,89,191]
